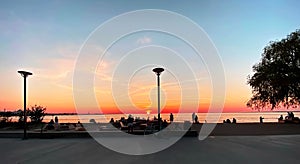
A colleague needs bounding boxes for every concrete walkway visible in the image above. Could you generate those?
[1,135,300,164]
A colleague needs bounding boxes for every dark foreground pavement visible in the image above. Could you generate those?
[1,135,300,164]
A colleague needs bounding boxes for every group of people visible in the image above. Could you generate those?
[44,116,59,130]
[286,112,295,120]
[43,111,298,132]
[117,112,201,133]
[223,118,237,123]
[170,112,201,123]
[262,112,297,123]
[278,112,296,122]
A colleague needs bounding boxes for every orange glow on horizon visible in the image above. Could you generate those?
[1,100,256,113]
[0,64,256,114]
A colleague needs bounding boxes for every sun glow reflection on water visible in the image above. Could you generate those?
[10,112,298,123]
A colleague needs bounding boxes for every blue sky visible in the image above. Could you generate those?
[1,0,300,112]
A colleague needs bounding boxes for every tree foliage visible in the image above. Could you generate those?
[29,105,46,123]
[247,29,300,110]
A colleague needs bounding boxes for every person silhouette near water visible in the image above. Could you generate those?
[45,119,55,130]
[260,116,264,123]
[162,119,168,128]
[290,112,294,119]
[195,115,199,123]
[232,118,237,123]
[170,113,174,122]
[55,116,58,123]
[127,115,134,133]
[226,119,231,123]
[278,115,283,121]
[54,116,59,129]
[192,112,196,123]
[109,118,114,123]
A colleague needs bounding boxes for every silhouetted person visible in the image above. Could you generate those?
[120,117,125,124]
[162,119,168,128]
[170,113,174,122]
[287,112,291,118]
[260,116,264,123]
[226,119,231,123]
[76,121,82,127]
[127,115,134,133]
[232,118,236,123]
[75,121,84,131]
[55,116,58,123]
[46,119,55,130]
[109,118,114,123]
[192,112,196,123]
[278,115,283,121]
[54,116,59,129]
[291,112,294,119]
[195,115,199,123]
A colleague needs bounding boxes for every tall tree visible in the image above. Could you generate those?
[247,29,300,110]
[29,105,46,123]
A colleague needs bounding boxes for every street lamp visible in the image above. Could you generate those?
[152,67,164,131]
[18,70,33,139]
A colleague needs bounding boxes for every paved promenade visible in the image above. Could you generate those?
[1,135,300,164]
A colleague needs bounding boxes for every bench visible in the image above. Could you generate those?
[120,122,128,130]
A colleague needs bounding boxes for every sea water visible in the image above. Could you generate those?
[38,112,299,123]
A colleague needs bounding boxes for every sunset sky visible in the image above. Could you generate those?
[1,0,300,113]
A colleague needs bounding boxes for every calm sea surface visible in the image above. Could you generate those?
[36,112,300,123]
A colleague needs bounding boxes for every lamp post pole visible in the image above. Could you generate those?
[18,70,32,139]
[152,67,164,131]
